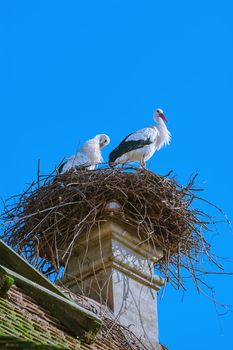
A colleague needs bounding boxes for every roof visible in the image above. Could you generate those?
[0,283,134,349]
[0,240,153,350]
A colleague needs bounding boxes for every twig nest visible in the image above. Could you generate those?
[1,166,216,288]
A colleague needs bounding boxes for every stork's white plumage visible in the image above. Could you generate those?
[108,109,171,168]
[59,134,110,174]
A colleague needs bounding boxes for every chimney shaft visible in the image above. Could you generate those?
[60,220,164,350]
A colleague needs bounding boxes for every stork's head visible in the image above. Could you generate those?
[96,134,110,149]
[154,108,168,122]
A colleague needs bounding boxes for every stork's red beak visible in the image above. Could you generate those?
[160,113,167,122]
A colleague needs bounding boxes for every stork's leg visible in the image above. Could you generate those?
[139,157,146,169]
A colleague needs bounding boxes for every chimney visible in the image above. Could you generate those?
[60,201,164,350]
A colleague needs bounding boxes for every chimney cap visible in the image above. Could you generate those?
[104,200,122,214]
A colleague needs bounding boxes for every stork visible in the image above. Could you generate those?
[108,109,171,168]
[59,134,110,174]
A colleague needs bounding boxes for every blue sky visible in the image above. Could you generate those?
[0,1,232,349]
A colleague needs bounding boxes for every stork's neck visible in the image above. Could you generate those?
[155,116,167,129]
[155,116,171,148]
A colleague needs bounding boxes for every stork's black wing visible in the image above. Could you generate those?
[108,132,153,163]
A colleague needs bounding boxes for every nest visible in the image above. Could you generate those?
[0,166,223,289]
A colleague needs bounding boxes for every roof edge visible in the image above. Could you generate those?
[0,240,66,298]
[0,265,101,341]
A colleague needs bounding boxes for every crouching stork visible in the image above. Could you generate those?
[59,134,110,174]
[108,109,171,168]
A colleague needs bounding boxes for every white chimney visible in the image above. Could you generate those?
[60,203,164,350]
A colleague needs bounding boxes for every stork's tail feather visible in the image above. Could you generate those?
[108,149,118,164]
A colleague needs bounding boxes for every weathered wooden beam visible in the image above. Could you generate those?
[0,240,66,298]
[0,274,14,298]
[0,265,101,342]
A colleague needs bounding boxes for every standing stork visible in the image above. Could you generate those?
[59,134,110,174]
[108,109,171,168]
